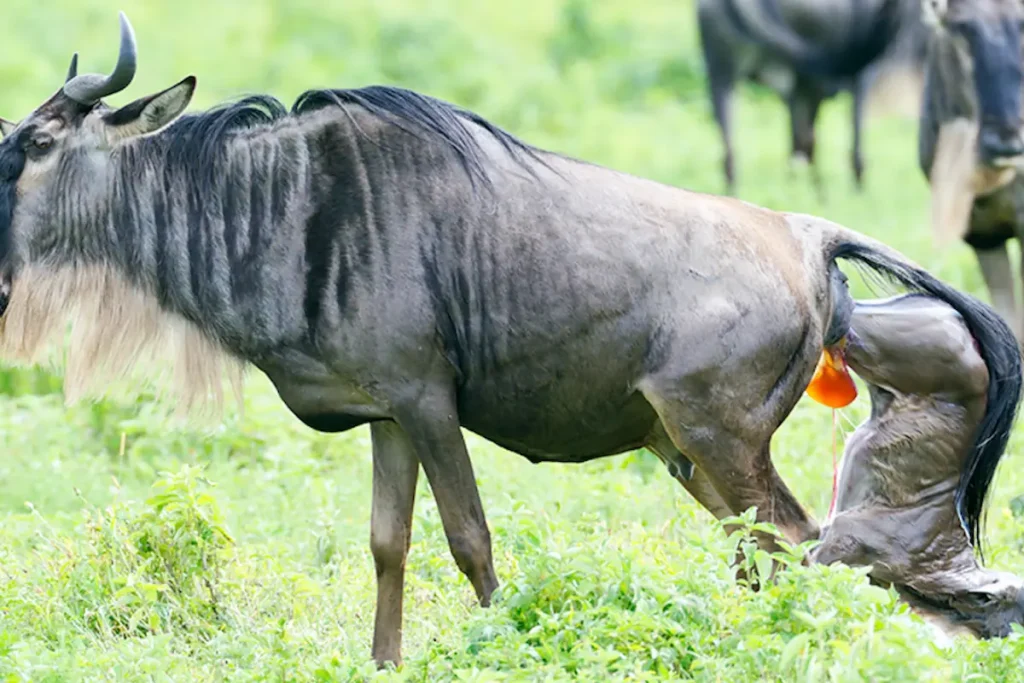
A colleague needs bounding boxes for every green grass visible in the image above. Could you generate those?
[2,0,1024,680]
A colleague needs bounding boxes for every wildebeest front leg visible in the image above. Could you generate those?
[369,420,420,668]
[393,388,499,607]
[698,9,738,195]
[975,242,1022,341]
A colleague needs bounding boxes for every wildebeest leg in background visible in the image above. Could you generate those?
[393,384,499,609]
[699,9,737,194]
[369,420,420,668]
[850,73,867,190]
[974,240,1022,342]
[788,81,824,201]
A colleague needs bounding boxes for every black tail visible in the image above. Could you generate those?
[830,239,1023,562]
[721,0,905,80]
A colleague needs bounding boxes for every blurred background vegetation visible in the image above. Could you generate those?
[3,1,1023,681]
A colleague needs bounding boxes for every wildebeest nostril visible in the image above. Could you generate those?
[979,126,1024,162]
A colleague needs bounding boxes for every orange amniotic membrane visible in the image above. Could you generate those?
[805,342,857,408]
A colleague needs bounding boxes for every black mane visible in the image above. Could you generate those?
[148,84,549,189]
[0,132,27,270]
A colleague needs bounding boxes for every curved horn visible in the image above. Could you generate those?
[65,53,79,83]
[63,12,137,105]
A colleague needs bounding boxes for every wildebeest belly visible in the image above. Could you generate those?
[455,360,659,464]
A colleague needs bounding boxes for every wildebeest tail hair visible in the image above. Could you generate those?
[825,225,1023,562]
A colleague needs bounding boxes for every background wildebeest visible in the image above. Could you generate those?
[812,293,1024,640]
[918,0,1024,344]
[1,12,1020,668]
[697,0,910,196]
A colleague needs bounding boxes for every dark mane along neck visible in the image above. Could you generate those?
[99,85,547,359]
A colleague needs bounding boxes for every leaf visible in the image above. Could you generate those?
[754,551,774,587]
[1010,494,1024,520]
[859,585,893,607]
[793,610,821,630]
[780,632,812,670]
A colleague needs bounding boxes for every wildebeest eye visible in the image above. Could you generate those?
[30,135,53,151]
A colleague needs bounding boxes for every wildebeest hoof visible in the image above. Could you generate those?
[789,152,810,170]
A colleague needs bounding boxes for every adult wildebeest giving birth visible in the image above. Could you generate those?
[0,12,1020,668]
[919,0,1024,345]
[697,0,909,196]
[811,294,1024,640]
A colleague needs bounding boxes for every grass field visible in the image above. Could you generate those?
[3,1,1024,680]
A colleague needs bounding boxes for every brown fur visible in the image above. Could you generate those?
[0,263,245,419]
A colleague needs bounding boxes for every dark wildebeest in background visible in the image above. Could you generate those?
[862,0,931,116]
[697,0,909,196]
[918,0,1024,344]
[1,13,1020,668]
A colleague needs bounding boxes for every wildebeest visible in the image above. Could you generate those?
[697,0,908,196]
[1,13,1020,667]
[812,294,1024,639]
[918,0,1024,344]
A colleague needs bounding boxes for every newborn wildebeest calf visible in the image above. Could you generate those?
[813,294,1024,639]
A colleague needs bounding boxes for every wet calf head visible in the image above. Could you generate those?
[812,293,1024,640]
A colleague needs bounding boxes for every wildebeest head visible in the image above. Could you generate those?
[0,12,195,319]
[922,0,1024,165]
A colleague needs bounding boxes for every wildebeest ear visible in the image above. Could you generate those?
[0,117,15,138]
[102,75,197,140]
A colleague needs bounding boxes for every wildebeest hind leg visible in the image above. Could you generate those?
[851,75,867,190]
[392,385,499,609]
[975,242,1022,342]
[641,387,818,559]
[648,425,734,521]
[698,10,737,195]
[369,420,420,668]
[788,84,824,201]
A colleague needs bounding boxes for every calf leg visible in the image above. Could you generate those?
[369,420,420,668]
[393,384,499,608]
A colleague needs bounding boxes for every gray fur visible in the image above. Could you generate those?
[0,13,1020,666]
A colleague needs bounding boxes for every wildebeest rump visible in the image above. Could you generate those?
[918,0,1024,343]
[812,294,1024,639]
[0,13,1019,667]
[696,0,908,196]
